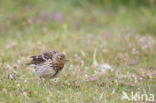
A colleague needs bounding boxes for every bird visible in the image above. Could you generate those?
[26,50,68,79]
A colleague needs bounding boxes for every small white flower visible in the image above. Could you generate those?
[85,74,88,78]
[8,74,15,80]
[98,64,112,72]
[23,92,27,96]
[24,80,27,83]
[17,84,20,87]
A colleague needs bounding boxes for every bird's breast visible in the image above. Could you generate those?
[33,60,57,78]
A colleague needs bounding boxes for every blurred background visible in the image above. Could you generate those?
[0,0,156,36]
[0,0,156,78]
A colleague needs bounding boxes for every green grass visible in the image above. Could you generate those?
[0,0,156,103]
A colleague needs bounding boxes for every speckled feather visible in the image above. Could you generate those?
[26,50,67,78]
[26,50,58,65]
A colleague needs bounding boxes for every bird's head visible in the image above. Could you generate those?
[53,53,68,67]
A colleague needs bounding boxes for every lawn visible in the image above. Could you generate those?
[0,0,156,103]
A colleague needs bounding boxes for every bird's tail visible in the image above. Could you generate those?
[25,62,32,65]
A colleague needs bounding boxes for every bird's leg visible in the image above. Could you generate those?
[54,78,60,86]
[40,77,42,80]
[38,77,44,85]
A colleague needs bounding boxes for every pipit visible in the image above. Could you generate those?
[26,50,68,79]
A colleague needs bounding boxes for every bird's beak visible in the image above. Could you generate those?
[65,59,69,62]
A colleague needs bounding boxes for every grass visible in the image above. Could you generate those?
[0,0,156,103]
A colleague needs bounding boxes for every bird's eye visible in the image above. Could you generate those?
[58,57,62,61]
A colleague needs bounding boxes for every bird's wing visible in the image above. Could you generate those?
[26,50,59,65]
[26,54,45,65]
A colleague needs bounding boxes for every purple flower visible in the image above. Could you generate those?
[79,70,83,74]
[24,5,31,11]
[41,11,52,23]
[135,75,140,78]
[129,83,135,87]
[50,88,53,91]
[89,77,98,82]
[88,33,93,39]
[130,60,137,65]
[30,17,41,24]
[53,12,63,22]
[71,79,75,82]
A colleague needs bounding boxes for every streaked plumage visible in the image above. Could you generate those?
[26,50,68,78]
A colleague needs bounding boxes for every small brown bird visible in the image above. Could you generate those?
[26,50,68,79]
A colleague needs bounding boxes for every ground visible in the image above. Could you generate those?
[0,1,156,103]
